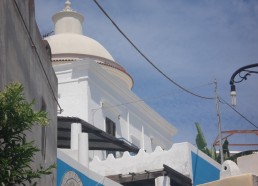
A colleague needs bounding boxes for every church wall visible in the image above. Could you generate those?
[0,0,57,185]
[54,59,176,160]
[58,79,89,121]
[85,61,174,154]
[54,61,90,122]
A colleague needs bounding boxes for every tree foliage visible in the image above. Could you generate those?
[0,83,55,185]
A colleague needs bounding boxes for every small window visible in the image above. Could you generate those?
[106,118,116,137]
[105,118,116,157]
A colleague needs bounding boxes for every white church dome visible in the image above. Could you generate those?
[45,0,133,89]
[46,33,115,62]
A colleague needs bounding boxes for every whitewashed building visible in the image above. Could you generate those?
[45,0,177,159]
[45,1,221,185]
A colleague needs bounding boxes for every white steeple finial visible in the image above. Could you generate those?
[53,0,84,35]
[64,0,73,11]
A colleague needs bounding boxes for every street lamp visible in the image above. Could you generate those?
[229,63,258,106]
[230,84,236,106]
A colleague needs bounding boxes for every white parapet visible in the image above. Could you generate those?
[237,153,258,176]
[220,160,241,179]
[220,153,258,180]
[90,144,190,177]
[89,142,221,184]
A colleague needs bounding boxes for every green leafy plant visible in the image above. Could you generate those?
[195,122,229,163]
[195,122,258,164]
[0,83,55,185]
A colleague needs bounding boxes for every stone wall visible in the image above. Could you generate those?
[0,0,57,185]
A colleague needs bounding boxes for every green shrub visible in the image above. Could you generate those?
[0,83,55,186]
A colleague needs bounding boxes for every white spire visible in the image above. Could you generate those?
[64,0,73,12]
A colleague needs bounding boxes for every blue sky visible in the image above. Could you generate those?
[35,0,258,151]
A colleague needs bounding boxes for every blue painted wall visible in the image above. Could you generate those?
[57,159,104,186]
[191,152,220,186]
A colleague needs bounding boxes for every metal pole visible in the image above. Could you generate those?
[214,79,224,163]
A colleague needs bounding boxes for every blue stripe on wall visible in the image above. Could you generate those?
[57,158,104,186]
[191,151,220,186]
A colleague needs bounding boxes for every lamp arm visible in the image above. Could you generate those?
[230,63,258,85]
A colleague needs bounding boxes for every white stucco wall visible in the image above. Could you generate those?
[89,142,221,184]
[54,62,90,121]
[54,59,177,160]
[237,153,258,176]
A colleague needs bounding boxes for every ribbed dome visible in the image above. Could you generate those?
[45,0,133,89]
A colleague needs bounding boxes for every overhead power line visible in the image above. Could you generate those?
[93,82,214,113]
[219,97,258,129]
[92,2,258,130]
[93,0,215,100]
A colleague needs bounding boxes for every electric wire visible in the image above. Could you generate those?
[14,0,256,132]
[219,97,258,129]
[92,82,214,112]
[91,74,258,130]
[13,1,63,113]
[93,0,215,100]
